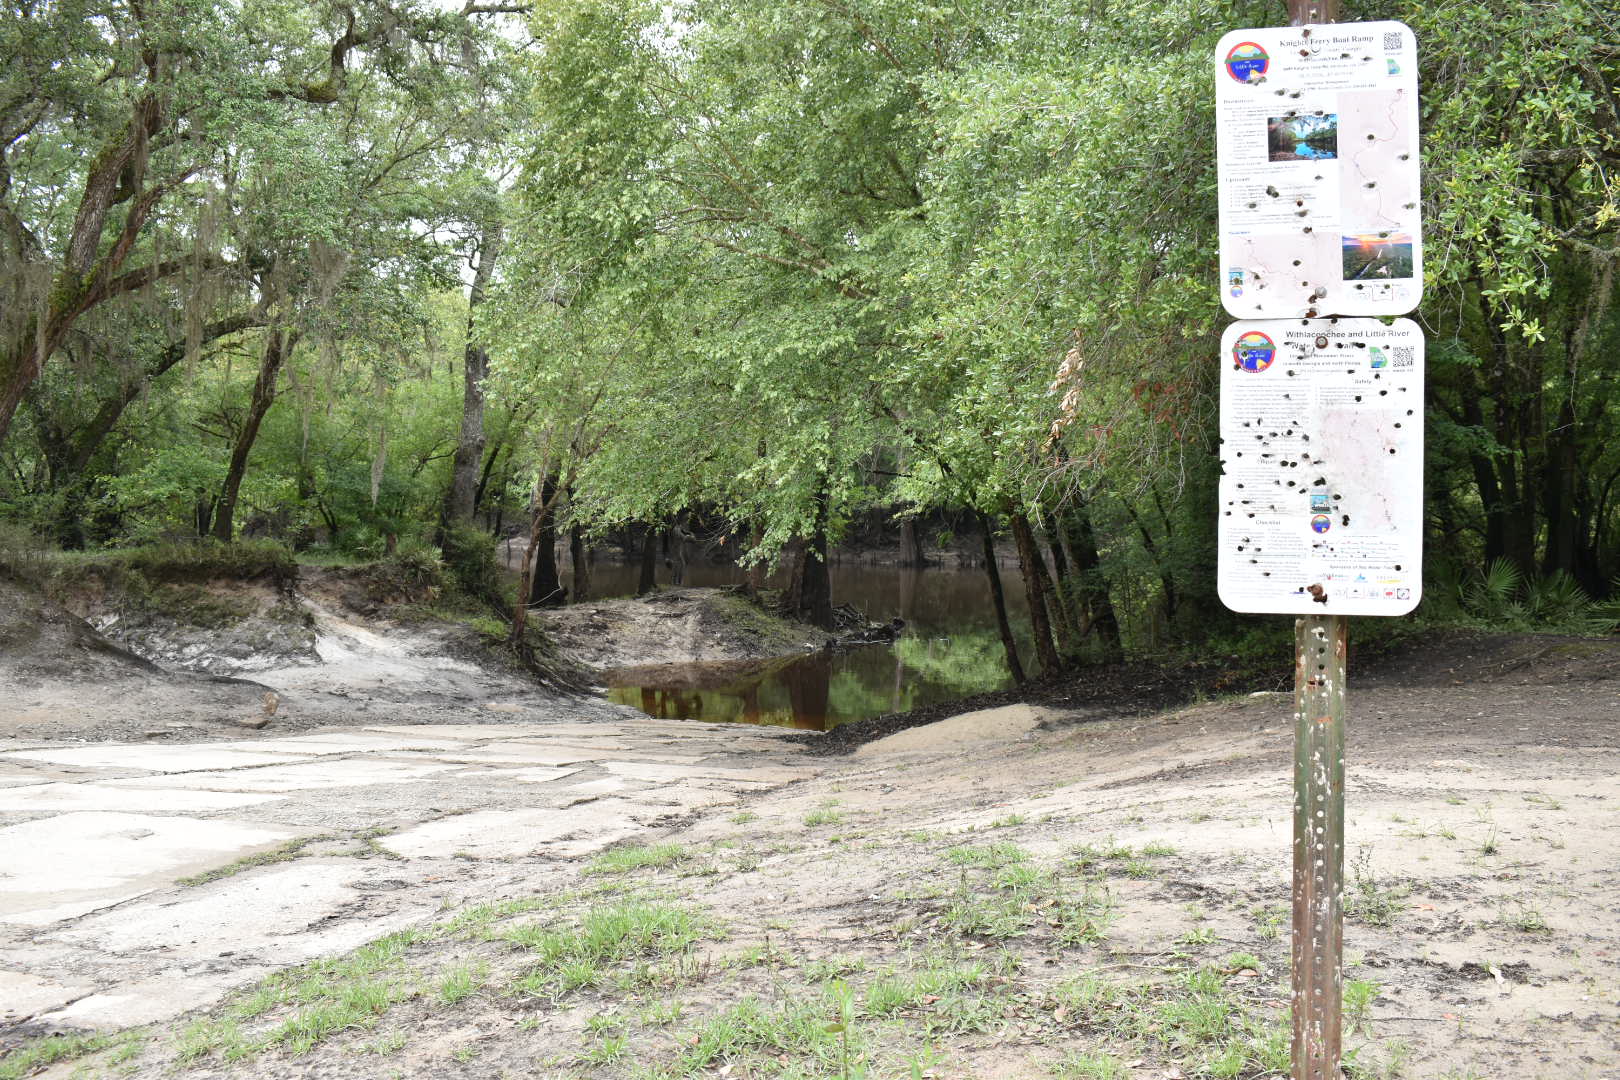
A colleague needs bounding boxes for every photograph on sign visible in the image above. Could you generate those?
[1215,22,1421,320]
[1216,318,1424,616]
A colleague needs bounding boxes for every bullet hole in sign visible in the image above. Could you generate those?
[1315,335,1329,349]
[1341,514,1350,526]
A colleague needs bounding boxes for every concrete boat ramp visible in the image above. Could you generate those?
[0,713,820,1033]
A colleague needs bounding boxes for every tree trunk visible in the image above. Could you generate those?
[527,473,565,607]
[442,223,502,530]
[569,522,590,603]
[212,327,291,543]
[899,517,928,567]
[794,491,834,630]
[1062,503,1123,662]
[637,522,658,595]
[0,92,174,447]
[473,440,503,515]
[979,512,1025,685]
[1037,519,1078,655]
[1009,511,1060,674]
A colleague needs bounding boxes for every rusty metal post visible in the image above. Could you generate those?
[1292,614,1347,1079]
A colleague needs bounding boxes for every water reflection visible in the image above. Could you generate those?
[603,630,1014,732]
[581,559,1029,731]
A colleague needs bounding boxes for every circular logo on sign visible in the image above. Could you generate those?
[1310,514,1332,534]
[1232,331,1276,372]
[1225,41,1269,83]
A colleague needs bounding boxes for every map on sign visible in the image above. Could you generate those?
[1215,21,1421,320]
[1217,318,1424,616]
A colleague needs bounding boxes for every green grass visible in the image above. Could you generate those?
[1344,850,1409,928]
[436,960,488,1004]
[0,1031,139,1080]
[176,928,426,1063]
[176,835,331,887]
[506,902,712,999]
[584,843,691,876]
[942,842,1028,869]
[674,992,858,1074]
[803,805,846,827]
[1052,1049,1134,1078]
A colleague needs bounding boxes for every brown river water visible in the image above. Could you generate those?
[569,560,1031,731]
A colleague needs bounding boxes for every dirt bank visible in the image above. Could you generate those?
[0,564,608,744]
[532,587,831,673]
[5,630,1613,1079]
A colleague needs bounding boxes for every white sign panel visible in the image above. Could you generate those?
[1216,22,1421,320]
[1217,318,1424,616]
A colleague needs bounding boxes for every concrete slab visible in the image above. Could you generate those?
[1,745,309,773]
[0,812,305,926]
[385,798,656,859]
[53,862,363,955]
[398,748,600,767]
[551,777,640,802]
[235,732,471,754]
[384,809,581,859]
[104,759,458,792]
[602,760,812,784]
[40,968,269,1030]
[636,782,742,813]
[500,767,582,784]
[364,723,632,741]
[0,783,284,813]
[0,970,95,1023]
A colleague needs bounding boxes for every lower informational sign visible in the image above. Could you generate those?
[1217,318,1424,616]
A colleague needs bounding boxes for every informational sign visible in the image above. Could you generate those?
[1216,318,1424,616]
[1215,22,1421,320]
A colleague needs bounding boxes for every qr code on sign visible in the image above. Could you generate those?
[1392,346,1415,365]
[1383,31,1404,51]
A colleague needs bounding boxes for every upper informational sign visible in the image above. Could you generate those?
[1217,318,1424,616]
[1215,22,1421,320]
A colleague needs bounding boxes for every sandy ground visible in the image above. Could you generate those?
[0,626,1613,1078]
[2,572,1617,1079]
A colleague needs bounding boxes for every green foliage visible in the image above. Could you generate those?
[2,0,1618,663]
[435,522,502,604]
[1460,559,1618,633]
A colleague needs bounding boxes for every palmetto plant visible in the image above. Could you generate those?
[1460,559,1619,633]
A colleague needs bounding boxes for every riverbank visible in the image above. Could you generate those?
[3,631,1616,1079]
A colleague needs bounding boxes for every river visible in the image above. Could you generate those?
[570,559,1031,730]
